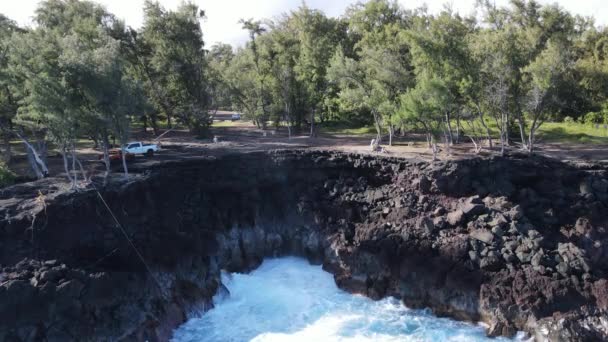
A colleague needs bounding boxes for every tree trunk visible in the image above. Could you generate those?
[150,114,159,136]
[372,110,381,142]
[25,147,42,179]
[142,115,148,134]
[2,132,11,164]
[121,147,129,178]
[16,132,48,178]
[456,112,460,144]
[445,111,454,145]
[61,147,74,187]
[478,110,493,148]
[388,124,393,146]
[102,135,111,184]
[166,115,172,129]
[528,115,540,154]
[528,130,535,153]
[70,143,77,182]
[516,115,527,151]
[500,111,508,156]
[70,143,86,182]
[468,136,481,153]
[443,128,452,156]
[309,109,315,138]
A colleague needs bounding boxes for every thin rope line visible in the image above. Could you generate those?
[93,187,167,299]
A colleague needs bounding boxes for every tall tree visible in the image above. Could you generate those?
[329,0,411,145]
[0,15,24,163]
[239,18,272,129]
[136,0,209,135]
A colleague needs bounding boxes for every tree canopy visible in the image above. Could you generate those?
[0,0,607,180]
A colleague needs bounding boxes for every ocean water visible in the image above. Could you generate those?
[171,257,522,342]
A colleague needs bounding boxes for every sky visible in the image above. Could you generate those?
[1,0,606,47]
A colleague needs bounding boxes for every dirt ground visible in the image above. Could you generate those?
[7,119,608,181]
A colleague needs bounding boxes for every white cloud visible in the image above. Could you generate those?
[1,0,606,47]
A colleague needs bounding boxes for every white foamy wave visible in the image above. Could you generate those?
[171,257,520,342]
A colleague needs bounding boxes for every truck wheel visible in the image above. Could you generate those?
[146,149,154,157]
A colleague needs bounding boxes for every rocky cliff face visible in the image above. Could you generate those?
[0,151,606,341]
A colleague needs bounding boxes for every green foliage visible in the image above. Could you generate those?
[0,0,607,175]
[582,111,608,125]
[127,0,209,136]
[0,161,15,187]
[397,76,450,136]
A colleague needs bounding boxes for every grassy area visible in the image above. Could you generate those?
[467,119,608,144]
[317,119,608,145]
[212,120,242,128]
[318,121,376,135]
[537,122,608,144]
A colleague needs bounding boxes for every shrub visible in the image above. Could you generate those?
[563,116,575,124]
[0,162,15,188]
[582,111,606,125]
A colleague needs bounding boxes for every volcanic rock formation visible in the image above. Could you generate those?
[0,151,606,341]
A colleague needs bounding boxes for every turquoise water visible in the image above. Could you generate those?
[172,257,521,342]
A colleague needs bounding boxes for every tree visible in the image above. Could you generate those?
[10,29,80,183]
[75,32,144,179]
[405,10,474,146]
[329,0,411,145]
[576,28,608,114]
[239,19,272,129]
[207,43,235,113]
[135,0,209,135]
[397,76,451,159]
[521,40,572,152]
[291,4,339,136]
[0,15,24,163]
[5,0,136,182]
[470,28,519,155]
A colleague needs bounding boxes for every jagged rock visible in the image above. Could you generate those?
[417,217,435,235]
[593,279,608,310]
[366,189,385,202]
[506,205,524,220]
[491,226,505,238]
[516,246,532,264]
[39,269,61,283]
[557,262,571,276]
[433,206,446,216]
[580,180,593,195]
[417,176,431,193]
[531,250,544,267]
[432,216,446,230]
[470,229,494,245]
[469,250,480,263]
[504,240,518,251]
[460,197,485,217]
[483,196,512,211]
[575,217,593,237]
[488,213,508,229]
[480,251,502,271]
[502,249,517,263]
[447,210,464,226]
[43,260,57,267]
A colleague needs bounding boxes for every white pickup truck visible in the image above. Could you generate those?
[123,141,159,157]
